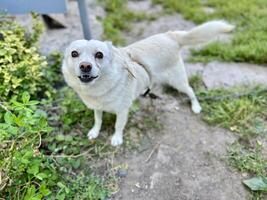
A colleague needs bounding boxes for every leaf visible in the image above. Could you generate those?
[7,125,18,135]
[57,182,70,194]
[23,185,36,200]
[38,117,47,128]
[39,184,51,196]
[35,172,48,180]
[0,49,6,56]
[22,92,30,103]
[243,177,267,191]
[27,161,40,175]
[71,158,81,169]
[4,112,14,124]
[56,134,65,141]
[56,193,65,200]
[26,100,39,106]
[57,182,66,189]
[65,135,73,142]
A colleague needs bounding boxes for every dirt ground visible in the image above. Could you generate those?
[17,0,267,199]
[113,89,248,200]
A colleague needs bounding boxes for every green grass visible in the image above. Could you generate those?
[197,85,267,198]
[152,0,267,64]
[189,74,206,91]
[228,143,266,176]
[100,0,157,45]
[198,86,267,139]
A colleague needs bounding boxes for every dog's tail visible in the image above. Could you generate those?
[170,20,235,46]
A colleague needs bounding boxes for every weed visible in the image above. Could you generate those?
[189,74,205,91]
[228,143,266,176]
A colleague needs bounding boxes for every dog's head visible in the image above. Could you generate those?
[63,39,114,84]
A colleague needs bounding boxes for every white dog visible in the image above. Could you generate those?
[62,21,234,146]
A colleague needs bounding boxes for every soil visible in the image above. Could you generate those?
[113,92,248,200]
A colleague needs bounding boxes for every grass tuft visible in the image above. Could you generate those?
[198,86,267,140]
[228,143,266,176]
[100,0,157,45]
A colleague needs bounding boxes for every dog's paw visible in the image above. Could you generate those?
[87,128,100,140]
[192,103,202,114]
[111,134,123,146]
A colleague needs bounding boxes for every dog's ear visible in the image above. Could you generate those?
[105,41,114,60]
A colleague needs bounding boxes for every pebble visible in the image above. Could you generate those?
[117,168,128,178]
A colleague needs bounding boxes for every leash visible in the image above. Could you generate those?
[141,88,161,99]
[141,86,267,102]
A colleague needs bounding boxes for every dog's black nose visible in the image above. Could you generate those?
[79,62,92,73]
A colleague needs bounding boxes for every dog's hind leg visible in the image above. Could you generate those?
[88,109,103,139]
[165,55,202,114]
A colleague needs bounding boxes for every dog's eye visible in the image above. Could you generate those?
[95,51,104,59]
[71,50,79,58]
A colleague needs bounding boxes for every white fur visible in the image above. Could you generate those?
[62,20,234,146]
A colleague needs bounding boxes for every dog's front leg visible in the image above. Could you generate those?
[88,109,103,140]
[111,109,129,146]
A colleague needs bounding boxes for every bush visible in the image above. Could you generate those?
[0,14,52,101]
[0,94,109,200]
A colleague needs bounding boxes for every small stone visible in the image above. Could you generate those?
[117,168,128,178]
[135,182,141,188]
[242,172,249,177]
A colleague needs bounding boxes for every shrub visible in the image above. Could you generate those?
[0,94,109,200]
[0,14,52,101]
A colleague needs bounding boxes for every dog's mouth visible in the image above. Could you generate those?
[78,75,99,83]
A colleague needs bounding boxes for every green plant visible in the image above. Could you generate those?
[195,85,267,198]
[0,15,111,199]
[0,93,110,199]
[45,51,64,88]
[100,0,157,44]
[0,93,54,199]
[0,14,53,101]
[228,143,266,176]
[189,74,205,91]
[199,86,267,139]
